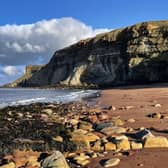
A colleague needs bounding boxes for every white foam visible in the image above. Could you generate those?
[0,89,99,108]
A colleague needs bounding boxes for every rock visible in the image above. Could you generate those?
[25,156,40,167]
[104,142,116,151]
[98,113,109,121]
[76,159,90,166]
[71,130,100,149]
[112,118,124,126]
[95,122,114,131]
[154,104,161,107]
[88,114,99,123]
[144,136,168,148]
[102,158,120,167]
[163,114,168,119]
[69,119,79,125]
[41,151,70,168]
[148,112,161,119]
[42,108,53,115]
[127,118,136,123]
[116,139,130,151]
[78,121,93,131]
[135,129,154,140]
[0,162,15,168]
[73,153,90,166]
[125,106,134,110]
[101,126,126,136]
[91,140,103,151]
[131,141,143,150]
[112,135,128,142]
[53,136,63,142]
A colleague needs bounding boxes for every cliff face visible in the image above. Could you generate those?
[7,65,43,87]
[15,20,168,88]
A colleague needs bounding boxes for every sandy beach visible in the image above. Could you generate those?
[0,85,168,168]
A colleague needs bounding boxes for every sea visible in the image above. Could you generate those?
[0,88,99,108]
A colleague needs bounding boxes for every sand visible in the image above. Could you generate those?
[88,84,168,168]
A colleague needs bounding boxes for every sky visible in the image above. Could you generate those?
[0,0,168,85]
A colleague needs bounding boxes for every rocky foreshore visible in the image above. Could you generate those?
[1,86,168,168]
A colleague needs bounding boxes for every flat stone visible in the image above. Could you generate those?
[71,130,100,149]
[104,142,116,151]
[116,139,130,151]
[95,122,114,131]
[53,136,63,142]
[131,141,143,150]
[78,121,93,131]
[0,162,15,168]
[144,136,168,148]
[42,108,53,115]
[103,158,120,167]
[76,159,90,166]
[127,118,136,123]
[101,126,126,136]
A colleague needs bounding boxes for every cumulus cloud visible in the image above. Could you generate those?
[3,66,18,76]
[0,17,110,85]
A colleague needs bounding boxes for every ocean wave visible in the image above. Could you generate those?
[0,89,99,108]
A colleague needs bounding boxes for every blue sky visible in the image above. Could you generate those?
[0,0,168,85]
[1,0,168,28]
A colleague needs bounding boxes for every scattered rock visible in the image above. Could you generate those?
[42,108,53,115]
[131,141,143,150]
[0,162,15,168]
[101,126,126,136]
[53,136,63,142]
[91,140,103,151]
[147,112,161,119]
[98,113,109,121]
[41,151,70,168]
[78,121,93,131]
[102,158,120,167]
[112,118,124,126]
[127,118,136,123]
[95,122,114,131]
[144,136,168,148]
[135,129,154,140]
[154,104,161,107]
[116,139,130,151]
[73,153,90,166]
[71,130,100,149]
[104,142,116,151]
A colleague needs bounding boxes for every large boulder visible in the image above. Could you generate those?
[41,151,70,168]
[144,136,168,148]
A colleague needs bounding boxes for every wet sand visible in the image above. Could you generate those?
[89,85,168,168]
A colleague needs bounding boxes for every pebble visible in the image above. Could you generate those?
[154,103,161,107]
[103,158,120,167]
[127,118,136,123]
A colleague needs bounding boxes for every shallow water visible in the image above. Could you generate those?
[0,88,99,108]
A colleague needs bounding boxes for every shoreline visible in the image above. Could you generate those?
[0,85,168,167]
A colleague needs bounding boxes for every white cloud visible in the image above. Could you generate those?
[0,17,110,85]
[3,66,18,76]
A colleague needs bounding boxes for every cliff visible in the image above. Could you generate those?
[6,65,44,87]
[11,20,168,88]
